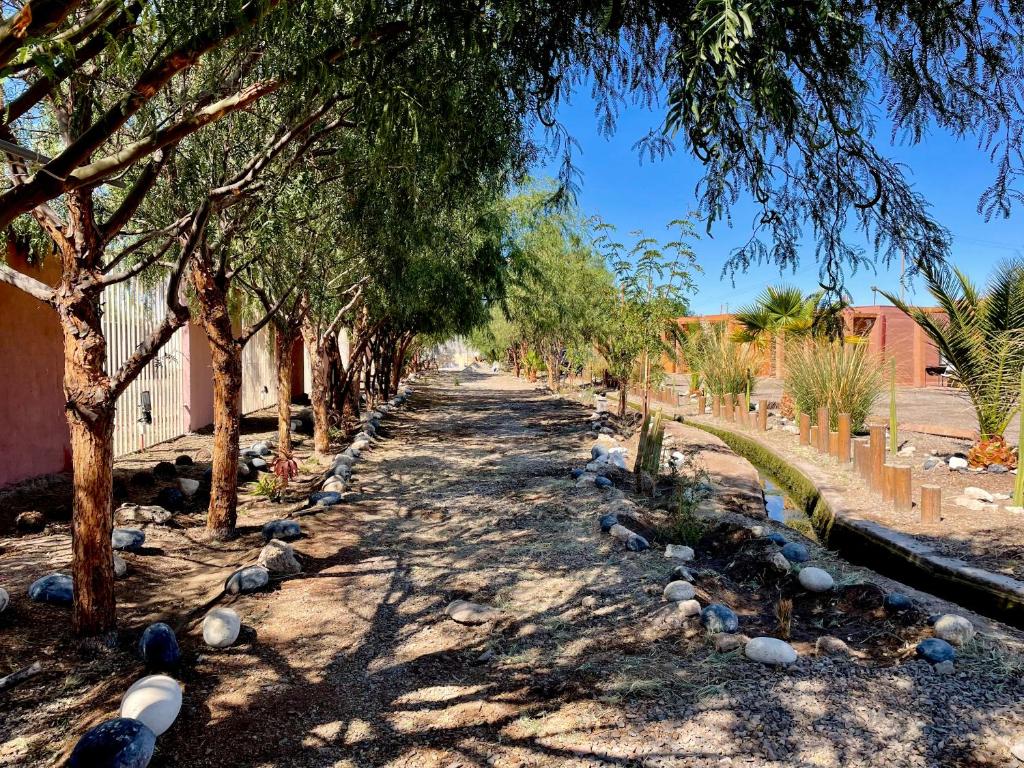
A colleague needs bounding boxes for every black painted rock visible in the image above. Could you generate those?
[594,476,613,489]
[251,441,272,457]
[701,603,739,633]
[15,510,46,533]
[883,592,914,612]
[112,528,146,552]
[152,461,176,481]
[69,718,156,768]
[916,637,956,664]
[251,457,269,472]
[766,532,787,546]
[174,454,194,466]
[224,565,270,595]
[599,513,618,532]
[309,491,341,507]
[262,519,302,542]
[155,487,184,512]
[28,573,72,604]
[138,622,180,669]
[570,468,585,479]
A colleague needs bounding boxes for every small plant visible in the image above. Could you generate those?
[273,451,299,492]
[663,459,712,544]
[251,473,284,501]
[683,322,760,397]
[774,595,793,640]
[889,358,898,454]
[967,435,1018,469]
[784,340,884,432]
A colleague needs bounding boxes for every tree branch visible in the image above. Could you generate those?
[100,146,173,244]
[0,0,82,72]
[239,283,295,346]
[0,262,55,303]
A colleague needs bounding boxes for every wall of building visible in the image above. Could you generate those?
[0,252,70,486]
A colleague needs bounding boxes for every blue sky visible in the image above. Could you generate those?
[532,90,1022,315]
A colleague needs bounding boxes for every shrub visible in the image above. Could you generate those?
[685,322,760,397]
[783,340,884,432]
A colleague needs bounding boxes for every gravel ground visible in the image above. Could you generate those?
[1,371,1023,767]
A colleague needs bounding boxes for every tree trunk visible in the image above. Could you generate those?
[207,335,242,537]
[302,322,332,455]
[619,383,628,418]
[274,327,295,455]
[58,283,117,635]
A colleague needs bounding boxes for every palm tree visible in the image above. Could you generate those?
[881,259,1024,440]
[732,285,845,375]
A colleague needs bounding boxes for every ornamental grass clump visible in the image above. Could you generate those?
[684,322,760,397]
[784,340,884,432]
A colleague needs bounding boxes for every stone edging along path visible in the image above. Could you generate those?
[684,416,1024,630]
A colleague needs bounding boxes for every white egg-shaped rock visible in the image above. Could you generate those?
[202,607,241,648]
[663,581,697,602]
[797,566,834,592]
[119,674,182,736]
[745,636,798,665]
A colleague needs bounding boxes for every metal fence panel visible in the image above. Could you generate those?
[241,325,276,414]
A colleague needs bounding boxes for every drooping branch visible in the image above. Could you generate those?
[238,283,296,346]
[0,261,55,304]
[100,147,174,245]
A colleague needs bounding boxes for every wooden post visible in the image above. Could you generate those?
[837,413,851,464]
[810,425,818,448]
[869,424,886,492]
[734,403,743,425]
[724,393,734,421]
[893,465,912,512]
[799,413,810,445]
[882,464,896,502]
[712,394,721,417]
[697,394,706,415]
[758,399,768,431]
[817,407,830,452]
[853,441,868,478]
[829,431,839,457]
[920,485,941,523]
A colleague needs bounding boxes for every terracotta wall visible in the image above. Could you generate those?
[0,252,71,485]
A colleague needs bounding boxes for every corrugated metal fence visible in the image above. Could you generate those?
[241,325,276,415]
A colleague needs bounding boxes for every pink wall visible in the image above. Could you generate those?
[0,251,71,486]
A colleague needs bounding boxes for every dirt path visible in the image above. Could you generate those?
[3,372,1024,767]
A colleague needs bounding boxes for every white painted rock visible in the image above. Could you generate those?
[948,456,968,470]
[113,554,128,578]
[323,477,346,493]
[1010,740,1024,763]
[178,478,200,497]
[798,567,834,592]
[745,636,798,665]
[0,587,8,613]
[664,544,695,562]
[953,495,993,511]
[663,581,697,602]
[115,503,172,525]
[119,674,182,736]
[934,614,975,646]
[257,540,302,575]
[202,607,241,648]
[1006,506,1024,514]
[444,600,499,625]
[964,486,995,503]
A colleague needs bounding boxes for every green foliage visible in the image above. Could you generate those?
[664,463,712,545]
[683,323,759,397]
[251,474,283,501]
[783,341,884,432]
[882,259,1024,439]
[733,285,848,348]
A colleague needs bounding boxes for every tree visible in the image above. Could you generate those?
[882,259,1024,441]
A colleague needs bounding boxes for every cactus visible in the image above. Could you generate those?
[636,410,665,494]
[1016,367,1024,506]
[889,358,897,454]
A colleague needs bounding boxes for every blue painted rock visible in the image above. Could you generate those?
[174,455,193,466]
[591,444,609,461]
[625,532,649,551]
[0,587,8,613]
[347,446,362,459]
[570,468,585,479]
[766,532,787,546]
[112,528,146,551]
[28,573,72,604]
[780,542,810,563]
[138,622,180,668]
[599,513,618,532]
[309,491,341,507]
[152,461,176,481]
[701,603,739,633]
[69,718,156,768]
[262,519,301,541]
[251,441,272,457]
[202,467,214,485]
[250,457,269,472]
[916,637,956,664]
[224,566,270,595]
[883,592,914,612]
[594,476,613,489]
[155,486,184,512]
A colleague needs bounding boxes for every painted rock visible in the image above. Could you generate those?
[68,718,156,768]
[766,532,787,546]
[594,476,613,489]
[797,567,834,592]
[112,528,146,552]
[933,614,975,646]
[745,636,798,665]
[257,540,302,574]
[664,544,694,561]
[138,622,180,669]
[250,457,269,472]
[445,600,499,625]
[119,674,182,736]
[262,519,301,542]
[113,554,128,578]
[309,491,341,507]
[202,607,241,648]
[174,455,193,466]
[155,486,184,512]
[251,441,272,456]
[570,468,585,479]
[28,573,73,604]
[780,542,810,563]
[701,603,739,633]
[178,478,200,497]
[598,513,618,532]
[0,586,9,613]
[917,637,956,664]
[224,566,270,595]
[883,592,914,612]
[323,477,346,494]
[152,461,176,481]
[663,581,697,602]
